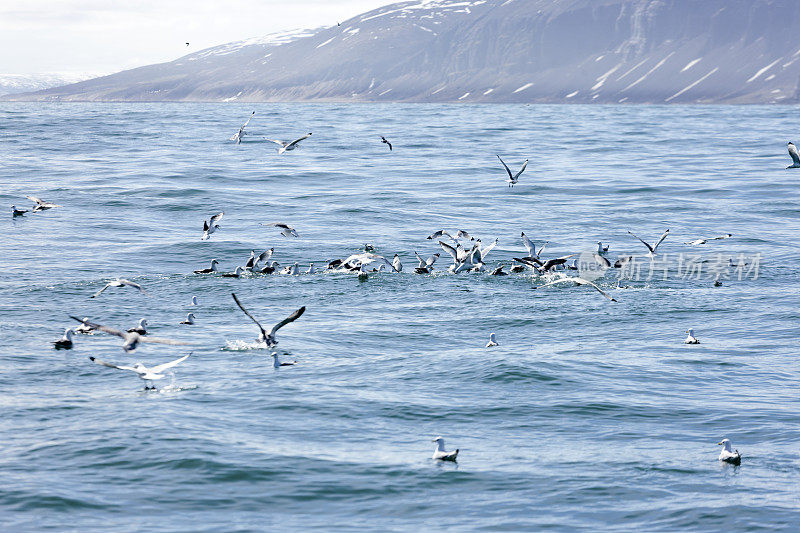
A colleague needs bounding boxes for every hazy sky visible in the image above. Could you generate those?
[0,0,396,75]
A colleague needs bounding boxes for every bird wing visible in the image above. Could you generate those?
[652,229,670,252]
[456,230,473,241]
[387,141,392,151]
[627,230,654,253]
[231,293,267,338]
[496,155,513,179]
[426,253,439,266]
[264,138,287,147]
[120,279,148,295]
[711,234,732,241]
[479,239,498,261]
[536,277,617,302]
[269,306,306,336]
[593,253,612,268]
[241,111,254,129]
[26,195,44,205]
[70,316,126,339]
[414,251,426,267]
[521,232,536,257]
[138,336,191,346]
[203,220,209,232]
[790,143,800,165]
[426,230,445,240]
[285,133,312,150]
[210,212,224,226]
[438,241,458,261]
[257,249,274,264]
[513,257,540,267]
[90,283,112,298]
[513,160,529,179]
[89,356,137,372]
[150,353,191,374]
[229,131,241,141]
[536,241,549,258]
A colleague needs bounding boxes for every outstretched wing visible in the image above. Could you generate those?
[26,195,44,205]
[90,283,112,299]
[627,230,654,253]
[120,279,148,296]
[138,336,191,346]
[536,276,617,302]
[790,143,800,165]
[438,241,458,261]
[150,353,191,374]
[521,232,536,257]
[231,293,267,338]
[269,306,306,337]
[496,155,513,179]
[478,238,498,262]
[285,133,312,150]
[652,229,670,252]
[513,160,529,179]
[210,212,224,226]
[89,356,137,372]
[71,316,127,339]
[241,111,254,129]
[257,249,274,264]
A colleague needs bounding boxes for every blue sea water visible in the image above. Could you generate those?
[1,103,799,531]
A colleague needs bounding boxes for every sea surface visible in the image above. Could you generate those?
[1,103,799,532]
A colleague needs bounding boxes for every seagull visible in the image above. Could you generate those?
[490,265,507,276]
[414,252,439,273]
[11,205,28,217]
[231,293,305,348]
[281,262,299,275]
[265,223,299,238]
[787,142,800,168]
[684,234,732,245]
[26,196,61,212]
[185,42,190,46]
[486,333,499,347]
[432,436,459,462]
[380,136,392,151]
[271,352,296,368]
[534,275,617,302]
[261,261,280,274]
[230,111,254,144]
[222,266,244,278]
[717,439,742,465]
[53,328,75,349]
[89,353,191,390]
[70,316,189,353]
[91,278,148,299]
[180,313,195,325]
[201,212,224,241]
[684,329,700,344]
[627,229,669,257]
[265,133,312,154]
[245,249,274,271]
[597,242,609,255]
[190,296,198,306]
[75,317,96,334]
[497,155,528,187]
[127,319,148,335]
[194,259,220,274]
[306,263,316,274]
[392,254,403,272]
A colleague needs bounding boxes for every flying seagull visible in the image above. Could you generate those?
[201,212,224,241]
[265,223,299,238]
[684,234,732,245]
[432,436,459,462]
[53,328,75,349]
[70,316,189,353]
[534,275,617,302]
[11,205,28,217]
[717,439,741,465]
[231,293,305,348]
[194,259,219,274]
[265,133,312,154]
[89,353,191,390]
[91,278,148,299]
[380,136,392,151]
[230,111,254,144]
[787,142,800,168]
[627,229,669,257]
[26,196,61,212]
[497,155,528,187]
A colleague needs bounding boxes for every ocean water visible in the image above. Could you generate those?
[1,103,799,531]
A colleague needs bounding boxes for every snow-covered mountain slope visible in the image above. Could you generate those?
[7,0,800,103]
[0,72,101,96]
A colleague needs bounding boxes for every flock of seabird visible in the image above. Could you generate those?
[20,113,775,465]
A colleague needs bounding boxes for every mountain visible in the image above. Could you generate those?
[6,0,800,103]
[0,72,102,97]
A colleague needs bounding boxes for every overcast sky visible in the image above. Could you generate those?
[0,0,396,75]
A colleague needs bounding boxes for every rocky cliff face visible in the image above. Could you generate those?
[7,0,800,103]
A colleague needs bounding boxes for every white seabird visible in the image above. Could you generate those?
[717,438,742,465]
[497,155,528,187]
[627,228,669,257]
[281,262,299,275]
[26,195,61,212]
[180,313,195,325]
[432,436,459,462]
[486,333,499,347]
[222,266,244,278]
[265,133,312,154]
[684,234,732,245]
[75,317,96,335]
[271,352,296,368]
[127,318,148,335]
[392,254,403,272]
[535,275,617,302]
[684,329,700,344]
[246,249,274,271]
[201,212,224,241]
[231,292,306,348]
[53,328,75,349]
[306,263,316,274]
[230,111,254,144]
[12,205,28,217]
[787,142,800,168]
[70,316,189,353]
[91,278,148,299]
[266,223,299,238]
[597,242,609,255]
[89,353,191,390]
[194,259,220,274]
[190,296,198,306]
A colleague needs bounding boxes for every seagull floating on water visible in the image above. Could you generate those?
[91,278,148,299]
[684,234,732,245]
[787,142,800,168]
[194,259,219,274]
[89,353,191,390]
[53,328,75,349]
[271,352,296,368]
[75,317,96,334]
[71,316,189,353]
[684,329,700,344]
[380,136,392,151]
[230,111,254,144]
[497,155,528,187]
[127,319,148,335]
[486,333,499,347]
[26,195,61,212]
[265,133,312,154]
[717,438,741,465]
[597,242,609,255]
[245,249,273,271]
[627,229,669,257]
[222,266,244,278]
[11,205,28,217]
[201,212,224,241]
[231,293,306,348]
[306,263,316,274]
[535,275,617,302]
[180,313,195,325]
[432,436,459,462]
